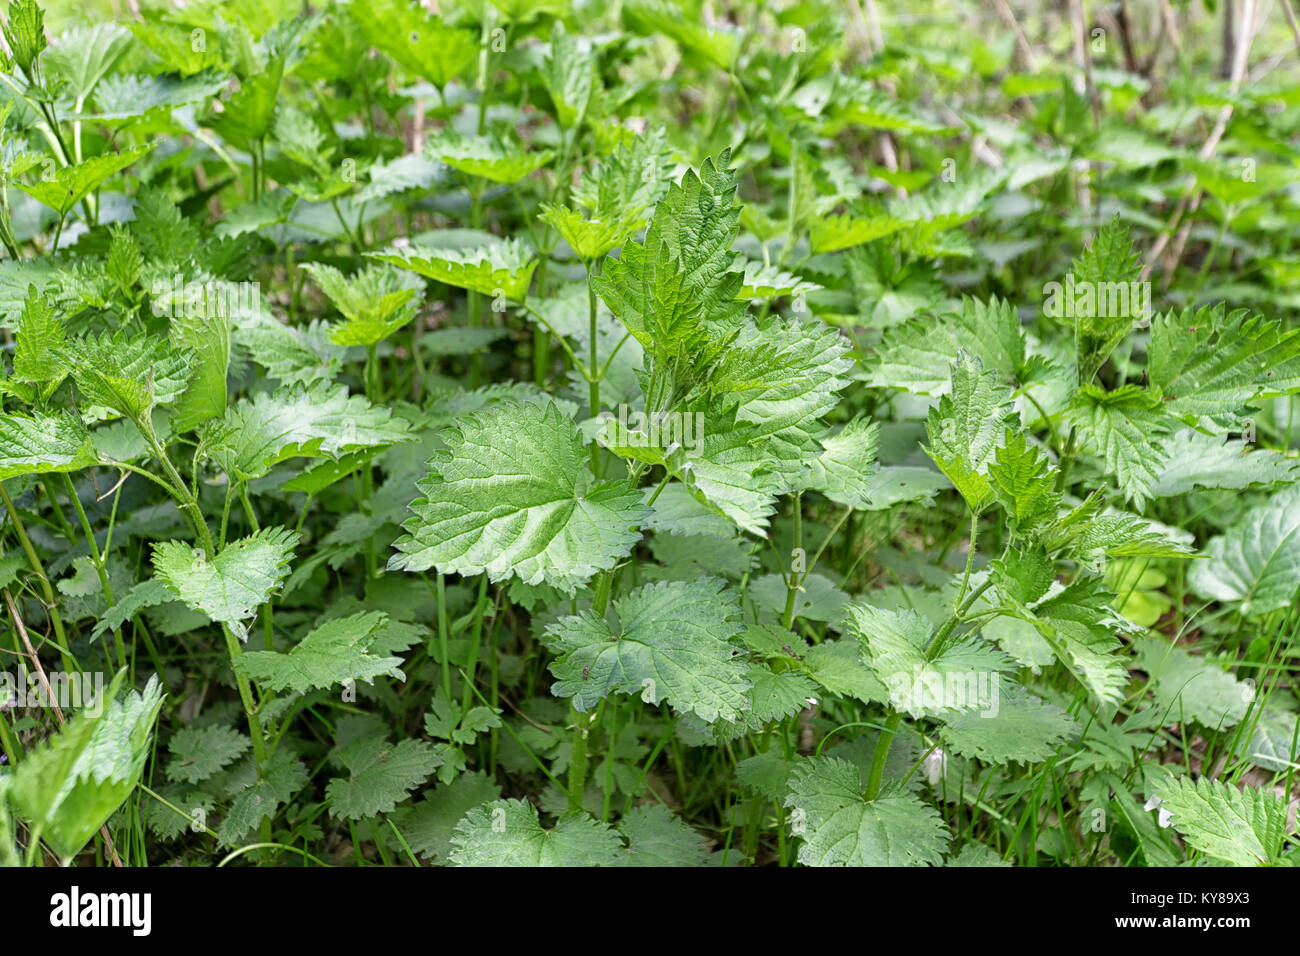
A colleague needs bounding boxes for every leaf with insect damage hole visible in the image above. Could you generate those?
[352,0,478,89]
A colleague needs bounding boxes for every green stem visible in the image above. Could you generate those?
[0,481,76,673]
[569,568,615,809]
[865,711,904,800]
[436,573,451,700]
[61,474,126,670]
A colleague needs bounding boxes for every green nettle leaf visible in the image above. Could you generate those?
[203,382,412,481]
[89,72,229,122]
[235,312,344,385]
[301,262,422,347]
[1152,428,1300,496]
[18,144,153,217]
[0,411,97,478]
[1190,485,1300,618]
[1154,776,1287,866]
[543,577,751,721]
[124,20,225,76]
[166,725,251,785]
[89,578,171,642]
[615,804,713,866]
[592,150,745,376]
[1044,502,1194,561]
[802,418,880,510]
[539,202,648,261]
[871,296,1028,395]
[1134,636,1250,728]
[425,130,554,184]
[860,466,951,509]
[218,748,309,846]
[3,0,47,72]
[739,261,821,301]
[8,673,164,861]
[152,528,299,641]
[1063,217,1145,384]
[987,430,1061,534]
[1149,304,1300,423]
[390,400,649,592]
[803,639,890,705]
[938,684,1079,764]
[352,0,478,89]
[46,22,132,102]
[65,331,194,422]
[450,799,622,867]
[845,244,942,326]
[12,284,68,399]
[169,305,231,433]
[208,53,287,150]
[400,772,502,863]
[423,690,503,746]
[810,212,906,254]
[625,0,738,69]
[370,238,537,301]
[1068,384,1170,508]
[1018,577,1127,704]
[783,757,949,866]
[947,843,1011,867]
[541,22,595,128]
[325,735,441,821]
[235,611,413,692]
[845,603,1013,720]
[991,547,1055,606]
[923,353,1018,512]
[570,126,672,218]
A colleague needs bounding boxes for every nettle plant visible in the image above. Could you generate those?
[0,0,1296,867]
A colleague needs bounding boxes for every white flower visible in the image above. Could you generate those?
[924,748,947,786]
[1142,794,1173,827]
